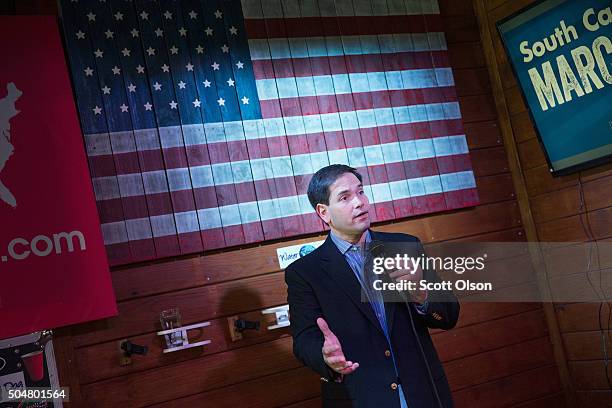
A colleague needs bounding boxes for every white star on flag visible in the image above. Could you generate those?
[229,26,238,35]
[75,30,85,40]
[121,48,131,57]
[120,104,129,113]
[163,10,172,19]
[93,106,102,115]
[196,45,204,54]
[112,66,121,75]
[140,11,148,20]
[169,46,179,54]
[227,78,235,86]
[94,49,104,58]
[169,100,178,109]
[130,28,139,37]
[241,96,249,105]
[217,97,225,106]
[127,83,136,92]
[205,27,213,36]
[153,82,162,91]
[211,62,220,70]
[193,99,202,107]
[104,29,114,39]
[161,64,170,72]
[236,61,244,69]
[155,28,163,37]
[188,10,197,19]
[114,12,123,21]
[178,81,186,89]
[146,46,155,56]
[86,12,96,21]
[101,86,111,94]
[214,10,222,19]
[136,65,145,74]
[186,62,194,71]
[179,27,187,36]
[84,67,94,76]
[203,79,211,87]
[221,44,229,53]
[144,102,153,110]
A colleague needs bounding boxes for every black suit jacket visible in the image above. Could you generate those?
[285,230,459,408]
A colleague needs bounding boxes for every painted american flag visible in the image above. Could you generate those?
[59,0,479,266]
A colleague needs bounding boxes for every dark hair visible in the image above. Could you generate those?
[307,164,362,209]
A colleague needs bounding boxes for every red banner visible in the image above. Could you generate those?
[0,16,117,340]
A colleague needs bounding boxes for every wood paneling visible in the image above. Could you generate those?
[556,303,612,333]
[476,0,612,404]
[447,336,555,391]
[443,15,482,44]
[80,337,299,407]
[475,173,515,204]
[517,138,547,170]
[282,397,322,408]
[511,392,567,408]
[448,42,487,69]
[459,94,498,122]
[573,361,612,390]
[454,68,492,96]
[575,390,612,406]
[464,120,504,150]
[505,85,527,115]
[74,272,288,347]
[471,146,509,176]
[530,186,582,224]
[436,307,547,362]
[19,0,578,406]
[147,367,320,408]
[510,111,537,143]
[453,365,563,408]
[564,331,610,361]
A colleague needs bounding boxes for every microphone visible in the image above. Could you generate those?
[365,239,444,408]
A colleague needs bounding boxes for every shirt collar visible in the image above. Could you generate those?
[329,229,371,255]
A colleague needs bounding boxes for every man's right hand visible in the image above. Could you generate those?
[317,317,359,376]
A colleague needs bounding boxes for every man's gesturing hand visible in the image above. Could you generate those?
[317,317,359,376]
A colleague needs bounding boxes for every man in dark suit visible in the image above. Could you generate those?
[285,164,459,407]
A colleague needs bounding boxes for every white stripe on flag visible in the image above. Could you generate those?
[90,135,468,196]
[255,68,454,100]
[100,170,475,243]
[84,102,462,156]
[240,0,440,18]
[248,33,447,60]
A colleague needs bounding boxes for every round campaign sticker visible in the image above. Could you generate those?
[299,245,316,258]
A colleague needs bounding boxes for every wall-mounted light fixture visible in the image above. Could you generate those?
[261,305,290,330]
[157,308,211,353]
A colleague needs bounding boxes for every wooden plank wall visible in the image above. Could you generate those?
[475,0,612,407]
[2,0,577,406]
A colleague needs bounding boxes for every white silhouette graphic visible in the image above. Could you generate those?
[0,82,22,208]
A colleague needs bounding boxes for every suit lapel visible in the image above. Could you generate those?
[319,236,385,336]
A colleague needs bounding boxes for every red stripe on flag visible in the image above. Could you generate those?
[105,243,132,267]
[153,235,182,259]
[128,239,156,263]
[244,15,442,39]
[259,87,458,119]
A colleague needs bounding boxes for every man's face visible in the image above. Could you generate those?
[316,172,371,237]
